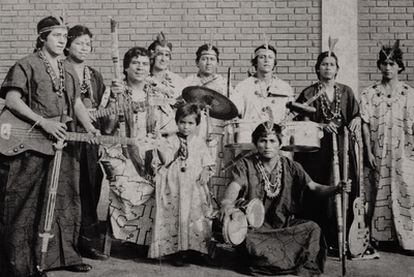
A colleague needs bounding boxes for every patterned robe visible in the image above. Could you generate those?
[232,154,326,275]
[0,52,82,277]
[101,84,157,246]
[184,74,233,199]
[149,133,215,258]
[360,82,414,250]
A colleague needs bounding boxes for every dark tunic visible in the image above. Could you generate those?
[0,53,82,277]
[232,154,326,276]
[73,65,106,245]
[294,82,360,247]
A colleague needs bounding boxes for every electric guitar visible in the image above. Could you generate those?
[0,109,162,156]
[348,133,370,258]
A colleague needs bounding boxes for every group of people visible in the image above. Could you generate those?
[0,15,413,277]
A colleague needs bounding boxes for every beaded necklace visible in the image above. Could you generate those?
[80,66,95,106]
[254,154,283,198]
[38,51,65,96]
[254,76,275,98]
[374,82,408,109]
[319,83,342,122]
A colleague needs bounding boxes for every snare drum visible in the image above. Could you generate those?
[281,121,324,152]
[225,120,255,150]
[212,209,248,246]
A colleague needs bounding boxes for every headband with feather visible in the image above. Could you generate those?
[381,39,400,61]
[328,36,338,57]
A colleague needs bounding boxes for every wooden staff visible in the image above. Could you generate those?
[332,134,344,267]
[37,139,65,272]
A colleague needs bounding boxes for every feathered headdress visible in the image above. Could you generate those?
[328,36,338,57]
[380,40,400,61]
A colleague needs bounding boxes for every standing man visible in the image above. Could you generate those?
[231,43,294,138]
[0,16,98,277]
[360,41,414,255]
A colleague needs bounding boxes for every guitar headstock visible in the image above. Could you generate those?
[110,17,118,33]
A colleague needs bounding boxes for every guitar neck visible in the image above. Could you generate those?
[89,101,147,119]
[66,132,135,145]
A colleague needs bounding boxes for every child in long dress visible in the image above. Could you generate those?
[149,103,215,265]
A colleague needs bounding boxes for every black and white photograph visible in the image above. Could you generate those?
[0,0,413,276]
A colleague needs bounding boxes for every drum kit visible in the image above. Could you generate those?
[181,85,323,247]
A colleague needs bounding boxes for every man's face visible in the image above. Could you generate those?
[152,45,171,71]
[318,56,338,81]
[43,27,68,57]
[379,59,401,81]
[256,133,280,160]
[256,50,276,73]
[197,54,217,76]
[126,55,150,83]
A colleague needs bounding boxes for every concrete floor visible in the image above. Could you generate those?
[42,181,414,277]
[42,246,414,277]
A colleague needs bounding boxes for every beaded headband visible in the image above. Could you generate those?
[254,34,272,58]
[202,32,217,57]
[38,15,67,34]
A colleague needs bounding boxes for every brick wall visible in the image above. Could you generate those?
[0,0,321,94]
[1,0,412,93]
[358,0,414,90]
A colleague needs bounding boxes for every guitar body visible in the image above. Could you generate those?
[0,109,55,156]
[348,135,370,258]
[348,196,370,257]
[0,108,161,157]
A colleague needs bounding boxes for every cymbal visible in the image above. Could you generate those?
[182,86,238,120]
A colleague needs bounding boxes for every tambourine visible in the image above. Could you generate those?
[212,208,248,246]
[243,198,265,229]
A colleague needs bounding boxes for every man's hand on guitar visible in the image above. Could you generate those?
[39,118,67,141]
[110,79,125,96]
[86,127,101,145]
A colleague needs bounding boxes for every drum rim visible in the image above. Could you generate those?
[245,198,265,228]
[222,209,248,246]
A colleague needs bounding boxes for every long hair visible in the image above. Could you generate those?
[34,16,64,52]
[64,25,93,56]
[251,44,277,70]
[314,51,340,80]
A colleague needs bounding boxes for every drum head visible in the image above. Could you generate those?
[245,198,265,228]
[223,209,248,246]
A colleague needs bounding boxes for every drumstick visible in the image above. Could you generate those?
[227,67,231,98]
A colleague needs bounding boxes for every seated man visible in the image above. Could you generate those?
[220,122,349,276]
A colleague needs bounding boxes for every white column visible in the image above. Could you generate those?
[322,0,359,95]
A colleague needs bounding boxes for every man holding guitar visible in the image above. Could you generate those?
[0,16,99,277]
